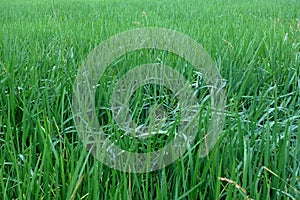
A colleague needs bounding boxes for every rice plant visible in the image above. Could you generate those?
[0,0,299,199]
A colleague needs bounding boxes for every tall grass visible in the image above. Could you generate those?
[0,0,299,199]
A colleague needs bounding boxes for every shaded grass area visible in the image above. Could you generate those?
[0,0,299,199]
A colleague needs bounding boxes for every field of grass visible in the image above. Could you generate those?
[0,0,299,199]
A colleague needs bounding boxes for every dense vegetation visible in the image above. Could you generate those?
[0,0,299,199]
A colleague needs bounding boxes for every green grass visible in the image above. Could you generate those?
[0,0,299,199]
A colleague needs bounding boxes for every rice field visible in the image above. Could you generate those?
[0,0,299,199]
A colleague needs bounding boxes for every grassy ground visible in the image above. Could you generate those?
[0,0,299,199]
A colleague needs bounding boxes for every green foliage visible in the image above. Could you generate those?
[0,0,299,199]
